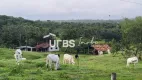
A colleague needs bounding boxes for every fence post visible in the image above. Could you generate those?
[111,73,116,80]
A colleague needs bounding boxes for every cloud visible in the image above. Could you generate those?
[0,0,142,20]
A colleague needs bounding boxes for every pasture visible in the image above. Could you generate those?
[0,48,142,80]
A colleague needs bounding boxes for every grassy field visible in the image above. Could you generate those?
[0,48,142,80]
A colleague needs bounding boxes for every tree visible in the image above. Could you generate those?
[120,17,142,59]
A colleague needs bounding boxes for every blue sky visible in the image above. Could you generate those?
[0,0,142,20]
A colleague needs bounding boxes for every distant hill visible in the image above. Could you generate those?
[53,19,122,23]
[0,15,121,24]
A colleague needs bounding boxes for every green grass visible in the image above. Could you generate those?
[0,48,142,80]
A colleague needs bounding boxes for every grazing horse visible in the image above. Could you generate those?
[127,57,138,67]
[63,54,75,65]
[14,49,22,65]
[46,54,60,70]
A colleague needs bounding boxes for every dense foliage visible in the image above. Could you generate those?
[0,15,121,48]
[120,16,142,59]
[0,15,142,58]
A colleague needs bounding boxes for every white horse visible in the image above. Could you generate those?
[46,54,60,70]
[14,49,26,65]
[14,49,22,65]
[126,57,138,67]
[63,54,75,65]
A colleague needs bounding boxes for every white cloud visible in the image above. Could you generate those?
[0,0,142,20]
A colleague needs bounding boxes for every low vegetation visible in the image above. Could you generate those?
[0,48,142,80]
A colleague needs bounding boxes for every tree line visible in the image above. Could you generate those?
[0,15,142,59]
[0,15,121,48]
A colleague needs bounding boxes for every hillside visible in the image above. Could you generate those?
[0,15,121,48]
[0,48,142,80]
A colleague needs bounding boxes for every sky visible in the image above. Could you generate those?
[0,0,142,20]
